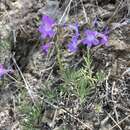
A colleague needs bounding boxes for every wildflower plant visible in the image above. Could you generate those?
[15,15,110,130]
[37,15,108,99]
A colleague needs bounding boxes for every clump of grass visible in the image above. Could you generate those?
[20,105,40,130]
[18,90,42,130]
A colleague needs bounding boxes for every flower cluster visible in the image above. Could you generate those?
[38,15,109,54]
[38,15,55,54]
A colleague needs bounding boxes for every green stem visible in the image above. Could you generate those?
[55,40,64,74]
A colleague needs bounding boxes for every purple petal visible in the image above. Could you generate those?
[41,43,52,55]
[38,15,56,39]
[47,30,55,38]
[68,22,79,36]
[67,43,78,52]
[82,29,108,47]
[42,15,55,26]
[67,36,78,52]
[82,29,99,47]
[97,33,108,46]
[84,29,97,36]
[41,33,47,39]
[38,27,47,39]
[82,39,92,47]
[0,65,5,77]
[72,36,78,43]
[100,36,108,45]
[0,64,13,77]
[82,38,99,47]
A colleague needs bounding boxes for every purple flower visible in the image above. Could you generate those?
[82,30,99,47]
[67,36,78,52]
[82,29,108,47]
[67,22,80,52]
[0,64,13,78]
[41,43,52,55]
[38,15,55,39]
[69,22,79,37]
